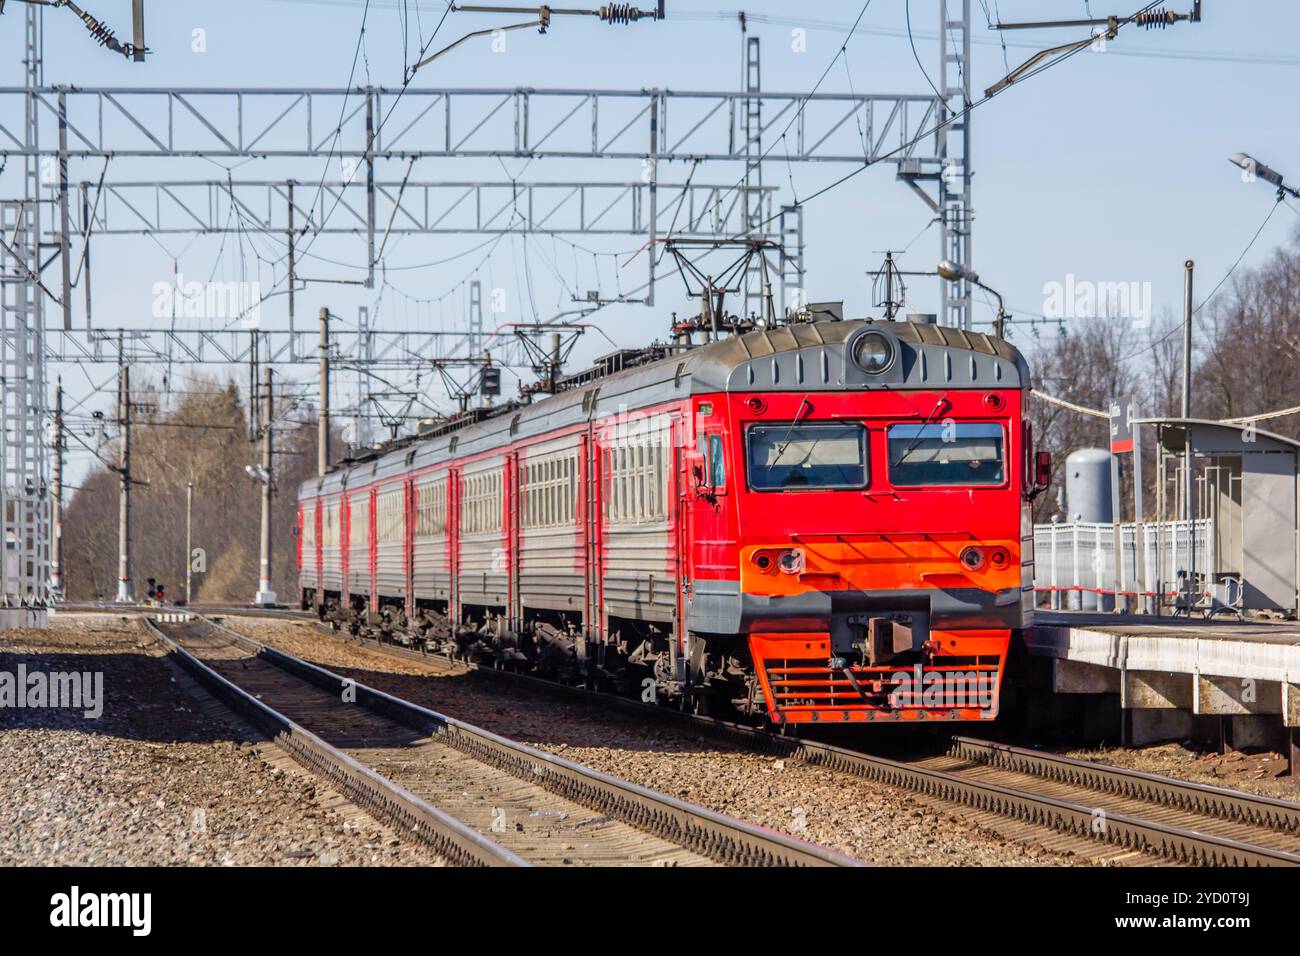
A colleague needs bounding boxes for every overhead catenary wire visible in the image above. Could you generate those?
[59,0,1267,451]
[693,1,875,231]
[1032,389,1300,428]
[1118,197,1285,364]
[720,0,1170,247]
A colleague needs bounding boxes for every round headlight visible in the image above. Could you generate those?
[852,331,894,374]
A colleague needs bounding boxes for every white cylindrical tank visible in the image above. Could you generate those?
[1065,448,1113,611]
[1066,448,1112,524]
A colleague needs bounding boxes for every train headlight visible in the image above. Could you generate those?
[851,331,895,374]
[959,546,987,571]
[777,549,805,574]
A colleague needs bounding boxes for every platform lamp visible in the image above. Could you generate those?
[937,260,1009,339]
[1229,153,1300,201]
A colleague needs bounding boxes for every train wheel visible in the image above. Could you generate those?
[682,687,711,717]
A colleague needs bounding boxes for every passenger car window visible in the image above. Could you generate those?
[887,422,1005,486]
[746,423,867,491]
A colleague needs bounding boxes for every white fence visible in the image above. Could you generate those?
[1033,519,1213,611]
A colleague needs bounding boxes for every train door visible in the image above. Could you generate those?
[673,416,693,666]
[506,450,521,633]
[314,501,324,608]
[580,429,604,648]
[691,418,730,579]
[448,466,461,626]
[404,476,415,620]
[369,487,379,612]
[340,493,351,609]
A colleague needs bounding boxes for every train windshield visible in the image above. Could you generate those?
[746,423,867,490]
[887,422,1005,486]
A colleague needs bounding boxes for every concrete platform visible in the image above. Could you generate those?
[1024,610,1300,763]
[1028,611,1300,683]
[0,607,48,629]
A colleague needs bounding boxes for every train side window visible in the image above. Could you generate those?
[708,434,726,489]
[634,444,644,518]
[565,456,575,520]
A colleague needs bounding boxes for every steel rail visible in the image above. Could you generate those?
[295,618,1300,866]
[948,736,1300,834]
[141,616,527,867]
[189,615,857,868]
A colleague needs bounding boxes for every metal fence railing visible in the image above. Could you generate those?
[1032,519,1213,612]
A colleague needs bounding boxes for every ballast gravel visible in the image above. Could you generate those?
[0,614,444,866]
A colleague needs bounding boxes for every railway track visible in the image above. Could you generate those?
[142,614,857,868]
[277,617,1300,866]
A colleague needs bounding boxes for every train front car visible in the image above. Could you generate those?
[688,320,1044,726]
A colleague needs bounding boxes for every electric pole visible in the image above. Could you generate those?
[255,365,277,606]
[1181,260,1194,421]
[1182,259,1195,604]
[51,378,63,599]
[319,307,330,477]
[115,346,133,603]
[185,481,194,605]
[287,181,296,334]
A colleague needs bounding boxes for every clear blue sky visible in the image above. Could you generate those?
[3,1,1298,478]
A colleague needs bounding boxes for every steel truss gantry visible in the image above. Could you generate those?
[897,0,973,330]
[73,178,777,238]
[2,11,972,329]
[0,85,946,163]
[0,4,975,615]
[46,325,485,369]
[0,8,49,615]
[3,76,957,323]
[1,201,50,612]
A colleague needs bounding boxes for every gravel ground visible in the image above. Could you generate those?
[1065,740,1300,802]
[223,616,1087,866]
[0,614,445,866]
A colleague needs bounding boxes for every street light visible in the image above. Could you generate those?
[936,260,1009,339]
[1229,153,1300,200]
[244,464,270,485]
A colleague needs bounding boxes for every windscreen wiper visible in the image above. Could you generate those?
[893,397,950,467]
[771,396,812,457]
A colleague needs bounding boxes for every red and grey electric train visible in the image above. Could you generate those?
[297,319,1050,725]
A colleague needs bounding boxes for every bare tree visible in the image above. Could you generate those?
[1197,224,1300,436]
[1025,317,1138,522]
[63,375,328,604]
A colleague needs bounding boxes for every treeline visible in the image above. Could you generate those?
[63,377,323,604]
[1026,225,1300,521]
